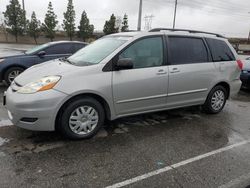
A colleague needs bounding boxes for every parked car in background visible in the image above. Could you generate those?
[5,29,242,140]
[245,56,250,62]
[0,41,87,85]
[240,56,250,89]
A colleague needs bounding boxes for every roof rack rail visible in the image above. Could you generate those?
[149,28,225,38]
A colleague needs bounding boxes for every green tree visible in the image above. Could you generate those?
[78,11,94,41]
[0,16,8,42]
[3,0,26,42]
[27,12,40,44]
[62,0,76,41]
[43,1,58,41]
[121,14,129,32]
[103,14,118,35]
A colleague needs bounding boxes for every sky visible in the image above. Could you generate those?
[0,0,250,38]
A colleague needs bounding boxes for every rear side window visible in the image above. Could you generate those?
[45,43,74,55]
[205,38,235,62]
[73,43,85,53]
[62,44,75,54]
[168,37,209,65]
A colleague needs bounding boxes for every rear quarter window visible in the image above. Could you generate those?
[205,38,235,62]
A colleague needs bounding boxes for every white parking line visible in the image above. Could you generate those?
[0,119,13,127]
[0,137,9,146]
[106,140,250,188]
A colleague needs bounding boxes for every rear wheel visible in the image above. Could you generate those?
[58,97,105,140]
[203,85,227,114]
[4,67,24,85]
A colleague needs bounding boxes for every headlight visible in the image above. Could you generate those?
[17,76,61,94]
[0,59,5,63]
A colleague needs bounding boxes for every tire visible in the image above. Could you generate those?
[4,67,24,85]
[203,85,227,114]
[58,97,105,140]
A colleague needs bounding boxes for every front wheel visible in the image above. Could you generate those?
[4,67,24,85]
[58,97,105,140]
[203,86,227,114]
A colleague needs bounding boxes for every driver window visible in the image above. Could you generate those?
[119,37,164,69]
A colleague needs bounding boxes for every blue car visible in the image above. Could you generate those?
[240,56,250,89]
[0,41,87,85]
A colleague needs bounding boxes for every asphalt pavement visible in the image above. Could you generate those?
[0,44,250,188]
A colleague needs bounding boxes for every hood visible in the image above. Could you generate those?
[0,52,25,59]
[14,59,80,86]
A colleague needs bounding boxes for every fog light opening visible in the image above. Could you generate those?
[20,118,38,123]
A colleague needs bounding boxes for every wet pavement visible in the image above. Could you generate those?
[0,84,250,188]
[0,43,34,57]
[0,44,250,188]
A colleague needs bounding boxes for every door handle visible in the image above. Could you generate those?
[157,69,167,75]
[170,68,180,73]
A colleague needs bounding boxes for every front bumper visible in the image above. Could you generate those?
[240,73,250,89]
[5,87,68,131]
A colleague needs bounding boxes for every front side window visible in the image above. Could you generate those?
[25,43,50,55]
[206,38,235,62]
[168,37,209,65]
[119,37,164,69]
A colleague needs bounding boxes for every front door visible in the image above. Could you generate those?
[112,36,169,116]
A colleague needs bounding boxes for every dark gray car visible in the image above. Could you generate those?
[0,41,87,85]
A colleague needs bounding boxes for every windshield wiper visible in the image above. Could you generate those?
[59,57,74,65]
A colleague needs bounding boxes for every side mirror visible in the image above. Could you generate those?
[37,51,46,57]
[116,58,134,70]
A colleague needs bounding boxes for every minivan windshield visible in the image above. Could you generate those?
[25,43,50,55]
[67,36,130,66]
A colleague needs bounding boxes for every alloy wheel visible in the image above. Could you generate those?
[8,70,22,83]
[211,90,225,111]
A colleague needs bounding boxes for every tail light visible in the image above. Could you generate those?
[237,60,243,70]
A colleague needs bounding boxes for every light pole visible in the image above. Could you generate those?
[22,0,25,11]
[173,0,178,29]
[137,0,143,31]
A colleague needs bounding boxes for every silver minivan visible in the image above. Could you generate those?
[4,29,242,139]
